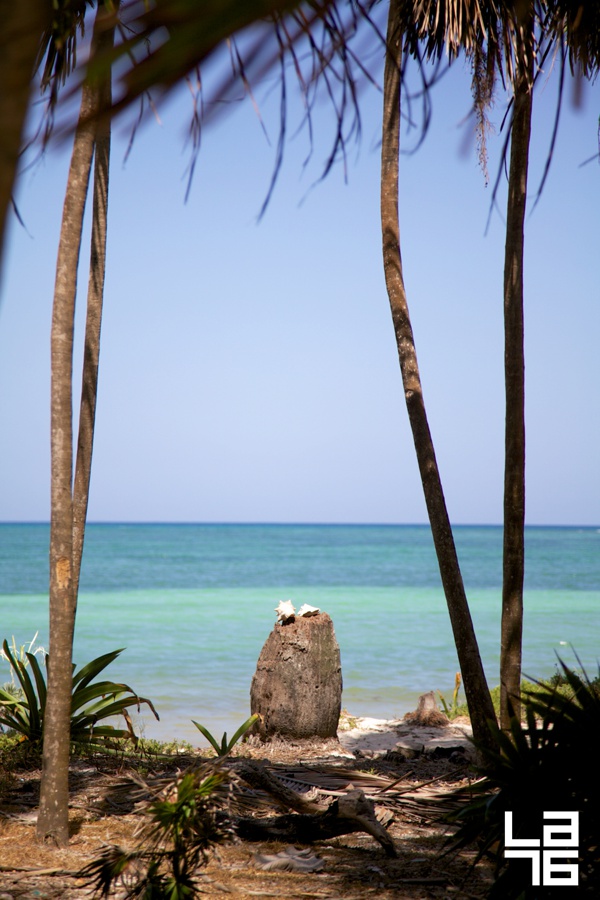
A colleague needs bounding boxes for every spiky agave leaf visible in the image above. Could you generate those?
[226,713,259,749]
[0,640,44,740]
[0,642,157,745]
[192,713,258,757]
[25,651,48,715]
[71,689,159,744]
[192,720,224,756]
[67,648,160,742]
[72,678,158,717]
[71,647,126,691]
[0,690,34,739]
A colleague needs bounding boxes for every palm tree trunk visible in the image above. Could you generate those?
[500,33,533,732]
[73,21,114,598]
[37,5,115,846]
[0,0,52,272]
[381,0,496,750]
[37,79,96,848]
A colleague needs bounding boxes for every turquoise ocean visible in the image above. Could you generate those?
[1,523,598,745]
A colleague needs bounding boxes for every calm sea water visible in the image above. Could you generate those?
[1,523,598,744]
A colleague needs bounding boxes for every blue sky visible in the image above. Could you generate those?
[0,33,598,526]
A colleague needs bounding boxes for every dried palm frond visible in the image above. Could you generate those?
[546,0,600,76]
[228,760,473,822]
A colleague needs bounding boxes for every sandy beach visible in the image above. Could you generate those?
[338,715,473,758]
[0,710,492,899]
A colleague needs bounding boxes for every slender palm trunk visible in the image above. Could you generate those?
[37,79,96,847]
[37,7,115,845]
[0,0,52,276]
[381,0,496,750]
[500,33,533,732]
[73,33,113,598]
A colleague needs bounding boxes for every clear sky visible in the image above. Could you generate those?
[0,28,598,526]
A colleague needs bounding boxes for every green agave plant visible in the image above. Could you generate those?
[192,714,258,757]
[0,639,158,745]
[445,657,600,898]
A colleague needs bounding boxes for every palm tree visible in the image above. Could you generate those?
[381,0,498,750]
[36,1,116,847]
[399,0,599,732]
[32,0,376,846]
[500,0,600,729]
[500,7,533,731]
[109,0,498,747]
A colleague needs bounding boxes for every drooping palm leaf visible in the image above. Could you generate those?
[546,0,600,76]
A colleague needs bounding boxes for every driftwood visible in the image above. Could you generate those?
[233,760,397,858]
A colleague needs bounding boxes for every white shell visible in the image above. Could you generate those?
[297,603,320,618]
[275,600,296,623]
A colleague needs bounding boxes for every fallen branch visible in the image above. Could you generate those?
[234,760,322,814]
[233,760,397,857]
[234,791,397,857]
[0,865,78,876]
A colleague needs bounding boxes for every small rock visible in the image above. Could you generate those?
[390,745,422,760]
[425,744,465,759]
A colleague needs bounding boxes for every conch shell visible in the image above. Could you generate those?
[297,603,320,618]
[275,600,296,624]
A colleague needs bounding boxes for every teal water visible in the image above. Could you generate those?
[1,524,598,743]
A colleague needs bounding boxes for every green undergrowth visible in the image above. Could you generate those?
[442,668,600,721]
[0,732,205,801]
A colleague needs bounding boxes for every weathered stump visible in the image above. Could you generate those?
[403,690,449,727]
[250,611,342,739]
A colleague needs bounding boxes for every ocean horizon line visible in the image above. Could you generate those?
[1,520,599,530]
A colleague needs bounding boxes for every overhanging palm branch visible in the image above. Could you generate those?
[546,0,600,76]
[86,1,377,111]
[35,1,381,136]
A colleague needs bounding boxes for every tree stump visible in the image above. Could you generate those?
[403,690,449,727]
[250,612,342,739]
